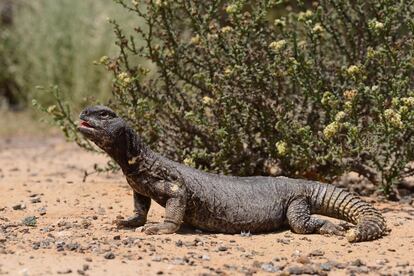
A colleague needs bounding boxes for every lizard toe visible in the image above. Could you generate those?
[319,221,345,236]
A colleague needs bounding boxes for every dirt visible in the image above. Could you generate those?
[0,136,413,275]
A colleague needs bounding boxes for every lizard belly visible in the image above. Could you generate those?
[183,190,287,233]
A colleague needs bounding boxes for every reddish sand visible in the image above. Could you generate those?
[0,137,413,275]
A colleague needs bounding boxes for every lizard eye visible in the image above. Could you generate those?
[99,111,111,119]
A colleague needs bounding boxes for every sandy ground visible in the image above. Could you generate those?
[0,136,413,276]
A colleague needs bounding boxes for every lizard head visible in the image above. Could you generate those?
[78,105,126,150]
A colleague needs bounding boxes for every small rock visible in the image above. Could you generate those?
[104,252,115,259]
[38,207,47,216]
[12,203,26,210]
[296,255,311,264]
[152,256,162,262]
[175,240,183,247]
[350,259,364,267]
[287,265,322,275]
[202,255,210,261]
[396,261,409,267]
[309,250,325,257]
[57,269,72,274]
[22,216,37,227]
[31,197,41,204]
[66,243,79,251]
[320,262,332,271]
[113,235,121,240]
[218,245,228,252]
[85,257,92,262]
[261,263,279,273]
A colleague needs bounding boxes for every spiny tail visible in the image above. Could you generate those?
[309,182,387,242]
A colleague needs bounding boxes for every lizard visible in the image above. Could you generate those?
[78,105,387,242]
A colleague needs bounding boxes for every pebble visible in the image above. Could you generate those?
[296,255,311,264]
[12,203,26,210]
[287,265,323,275]
[218,245,228,252]
[57,269,72,274]
[261,263,279,273]
[350,259,365,267]
[309,250,325,257]
[22,216,37,227]
[152,256,162,262]
[31,197,41,204]
[38,207,47,216]
[320,262,333,271]
[104,252,115,259]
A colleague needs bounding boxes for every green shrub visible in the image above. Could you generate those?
[1,0,136,107]
[45,0,414,196]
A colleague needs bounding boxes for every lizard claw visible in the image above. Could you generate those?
[319,221,345,236]
[114,215,146,229]
[143,222,179,235]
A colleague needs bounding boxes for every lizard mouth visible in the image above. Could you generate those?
[78,120,97,135]
[79,120,94,129]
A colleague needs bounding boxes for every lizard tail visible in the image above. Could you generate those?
[310,183,387,242]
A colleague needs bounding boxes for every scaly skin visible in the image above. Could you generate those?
[78,105,387,242]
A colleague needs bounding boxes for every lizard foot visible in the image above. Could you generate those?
[318,221,345,236]
[114,215,146,229]
[144,222,179,235]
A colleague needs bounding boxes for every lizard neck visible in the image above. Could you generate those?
[104,126,152,174]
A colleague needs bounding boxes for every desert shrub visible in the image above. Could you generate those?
[0,0,137,108]
[44,0,414,196]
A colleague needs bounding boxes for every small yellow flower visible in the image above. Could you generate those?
[335,111,346,122]
[99,56,109,64]
[132,0,138,6]
[202,96,214,105]
[223,66,233,76]
[323,122,340,139]
[400,106,409,114]
[298,10,313,22]
[183,157,196,167]
[401,97,414,107]
[321,91,336,106]
[384,109,403,129]
[190,34,201,45]
[269,39,287,52]
[221,26,233,33]
[118,72,132,85]
[274,18,285,27]
[225,4,238,14]
[369,19,384,32]
[346,65,361,76]
[276,141,288,156]
[312,23,324,34]
[47,105,57,114]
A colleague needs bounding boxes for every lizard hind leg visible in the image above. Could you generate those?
[286,197,345,236]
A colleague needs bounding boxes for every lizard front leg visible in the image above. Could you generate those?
[115,191,151,228]
[144,182,187,235]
